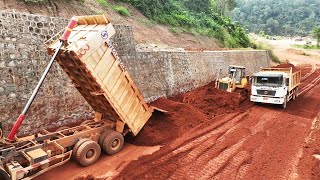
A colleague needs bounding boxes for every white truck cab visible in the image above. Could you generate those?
[250,67,301,109]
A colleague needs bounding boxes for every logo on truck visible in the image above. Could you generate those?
[101,30,109,39]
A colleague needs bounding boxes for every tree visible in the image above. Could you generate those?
[231,0,320,36]
[215,0,236,16]
[313,26,320,47]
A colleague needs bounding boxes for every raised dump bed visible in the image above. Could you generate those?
[47,15,153,136]
[0,15,157,180]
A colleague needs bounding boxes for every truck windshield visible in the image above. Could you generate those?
[253,76,283,87]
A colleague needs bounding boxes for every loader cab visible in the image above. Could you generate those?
[228,65,247,88]
[217,65,247,92]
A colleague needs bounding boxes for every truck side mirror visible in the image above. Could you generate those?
[286,78,289,86]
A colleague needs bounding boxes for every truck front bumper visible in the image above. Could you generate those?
[250,95,284,105]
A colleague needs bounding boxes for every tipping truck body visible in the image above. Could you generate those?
[250,67,301,109]
[46,15,153,136]
[0,15,155,180]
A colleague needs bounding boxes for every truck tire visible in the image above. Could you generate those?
[98,129,113,148]
[0,166,10,180]
[282,95,287,109]
[76,140,101,166]
[295,87,299,98]
[102,131,124,155]
[293,90,296,101]
[72,138,91,159]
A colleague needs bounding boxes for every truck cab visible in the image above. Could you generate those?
[250,67,301,109]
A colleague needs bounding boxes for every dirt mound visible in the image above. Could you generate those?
[127,82,241,146]
[273,62,300,72]
[172,82,240,117]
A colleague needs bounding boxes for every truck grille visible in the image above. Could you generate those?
[257,90,276,96]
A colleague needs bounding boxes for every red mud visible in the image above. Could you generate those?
[127,82,241,146]
[273,62,300,72]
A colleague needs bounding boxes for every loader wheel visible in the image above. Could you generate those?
[72,138,91,159]
[0,167,10,180]
[98,130,113,148]
[102,131,124,155]
[56,126,69,132]
[76,140,101,167]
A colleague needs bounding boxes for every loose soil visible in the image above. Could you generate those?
[274,62,300,72]
[127,82,241,146]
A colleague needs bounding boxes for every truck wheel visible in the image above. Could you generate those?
[98,129,113,147]
[282,96,287,109]
[293,90,296,101]
[102,131,124,155]
[295,87,299,98]
[0,167,10,180]
[72,138,91,159]
[76,140,101,166]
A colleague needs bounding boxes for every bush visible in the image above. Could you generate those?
[114,6,131,16]
[95,0,108,7]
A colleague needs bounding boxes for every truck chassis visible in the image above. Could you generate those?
[0,117,125,180]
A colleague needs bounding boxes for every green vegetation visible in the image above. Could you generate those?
[250,40,280,63]
[313,27,320,47]
[95,0,131,16]
[294,45,320,50]
[232,0,320,36]
[119,0,250,48]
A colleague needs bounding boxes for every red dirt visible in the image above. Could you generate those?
[273,62,300,72]
[127,82,241,146]
[116,64,320,179]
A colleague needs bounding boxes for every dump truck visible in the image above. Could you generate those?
[216,65,249,101]
[0,15,156,180]
[250,67,301,109]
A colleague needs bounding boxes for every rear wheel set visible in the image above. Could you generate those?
[73,139,101,167]
[100,131,124,155]
[72,130,124,166]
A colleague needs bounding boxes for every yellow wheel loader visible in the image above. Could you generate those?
[216,65,249,100]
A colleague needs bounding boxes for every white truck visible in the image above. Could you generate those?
[250,67,301,109]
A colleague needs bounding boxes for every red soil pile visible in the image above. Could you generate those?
[127,82,241,146]
[273,62,300,72]
[172,82,240,117]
